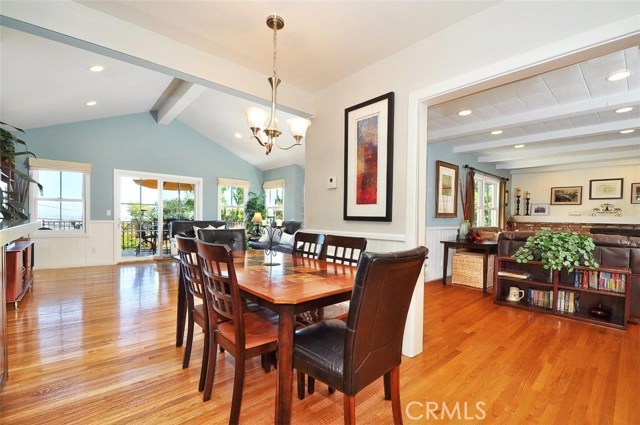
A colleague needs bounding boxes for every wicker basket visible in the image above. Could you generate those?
[452,251,494,289]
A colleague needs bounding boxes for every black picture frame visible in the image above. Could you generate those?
[343,92,394,221]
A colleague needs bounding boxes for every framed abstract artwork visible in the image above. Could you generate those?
[343,92,394,221]
[589,178,623,200]
[434,160,459,218]
[550,186,582,205]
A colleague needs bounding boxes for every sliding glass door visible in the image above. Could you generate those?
[114,170,202,262]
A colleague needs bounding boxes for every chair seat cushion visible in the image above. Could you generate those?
[293,319,346,391]
[217,312,278,349]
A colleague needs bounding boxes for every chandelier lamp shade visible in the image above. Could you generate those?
[245,15,311,155]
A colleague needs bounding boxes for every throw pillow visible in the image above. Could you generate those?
[193,225,215,238]
[279,232,294,246]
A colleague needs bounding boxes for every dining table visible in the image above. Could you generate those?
[230,249,356,424]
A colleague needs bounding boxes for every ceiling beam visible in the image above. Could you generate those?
[429,90,640,143]
[496,149,640,169]
[154,80,206,125]
[453,118,640,153]
[478,136,640,162]
[509,158,640,174]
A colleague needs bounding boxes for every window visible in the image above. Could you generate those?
[218,178,248,229]
[263,179,285,220]
[29,158,90,231]
[474,175,499,227]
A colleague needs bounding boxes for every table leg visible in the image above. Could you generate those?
[176,268,186,347]
[276,305,295,425]
[442,245,449,285]
[482,249,489,294]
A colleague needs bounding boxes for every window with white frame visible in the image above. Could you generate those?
[218,178,249,229]
[263,179,285,220]
[29,158,90,231]
[474,175,499,227]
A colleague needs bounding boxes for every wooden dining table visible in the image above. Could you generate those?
[230,250,356,424]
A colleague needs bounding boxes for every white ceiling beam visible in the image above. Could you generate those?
[478,137,640,162]
[454,118,640,153]
[509,158,640,174]
[496,149,640,169]
[154,80,206,125]
[429,91,640,142]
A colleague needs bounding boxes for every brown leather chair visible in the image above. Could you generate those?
[196,228,247,251]
[196,241,279,422]
[292,232,326,258]
[293,246,428,424]
[175,235,209,392]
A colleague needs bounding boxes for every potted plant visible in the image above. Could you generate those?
[0,122,42,221]
[513,229,599,273]
[244,191,266,236]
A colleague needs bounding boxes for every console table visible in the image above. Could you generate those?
[440,239,498,293]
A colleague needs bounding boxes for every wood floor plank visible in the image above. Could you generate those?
[1,262,638,424]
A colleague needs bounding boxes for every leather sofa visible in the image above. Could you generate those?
[196,228,247,251]
[498,231,640,320]
[168,220,227,238]
[248,220,302,254]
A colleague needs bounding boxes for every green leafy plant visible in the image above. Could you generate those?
[513,229,599,272]
[0,122,42,220]
[244,191,266,236]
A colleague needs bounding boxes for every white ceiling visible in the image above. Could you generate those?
[428,46,640,173]
[1,1,637,173]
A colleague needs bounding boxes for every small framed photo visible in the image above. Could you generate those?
[589,178,623,200]
[631,182,640,204]
[550,186,582,205]
[434,160,458,218]
[531,203,550,215]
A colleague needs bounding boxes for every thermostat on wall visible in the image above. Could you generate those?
[327,176,337,189]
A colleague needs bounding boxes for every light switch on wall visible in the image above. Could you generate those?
[106,210,111,216]
[327,176,337,189]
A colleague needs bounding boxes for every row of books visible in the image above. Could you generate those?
[527,289,579,313]
[571,270,626,293]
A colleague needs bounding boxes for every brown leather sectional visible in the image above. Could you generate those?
[498,231,640,320]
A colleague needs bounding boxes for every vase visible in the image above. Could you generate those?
[458,220,470,240]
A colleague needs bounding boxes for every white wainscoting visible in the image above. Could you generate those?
[424,226,458,282]
[32,220,115,269]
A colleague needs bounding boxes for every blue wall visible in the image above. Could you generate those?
[426,142,510,226]
[263,165,305,221]
[23,113,264,220]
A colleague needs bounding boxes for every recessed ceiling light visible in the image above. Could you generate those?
[514,144,525,149]
[620,129,635,134]
[615,106,634,114]
[234,132,242,139]
[458,109,472,116]
[490,130,503,135]
[89,65,104,72]
[85,101,97,106]
[606,69,631,81]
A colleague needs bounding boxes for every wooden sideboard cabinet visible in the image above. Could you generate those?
[5,240,34,310]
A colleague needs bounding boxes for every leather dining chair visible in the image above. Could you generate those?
[196,241,279,423]
[292,231,326,258]
[175,235,210,393]
[293,246,428,424]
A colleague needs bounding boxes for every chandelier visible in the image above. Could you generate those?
[245,15,311,155]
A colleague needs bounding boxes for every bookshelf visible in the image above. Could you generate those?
[494,257,631,329]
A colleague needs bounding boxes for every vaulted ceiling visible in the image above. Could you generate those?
[1,1,638,173]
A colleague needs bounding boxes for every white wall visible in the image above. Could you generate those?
[511,163,639,223]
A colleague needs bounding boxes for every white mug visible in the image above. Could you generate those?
[506,286,525,301]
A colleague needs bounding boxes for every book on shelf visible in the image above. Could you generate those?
[497,271,531,280]
[556,290,578,313]
[572,269,625,294]
[527,288,554,310]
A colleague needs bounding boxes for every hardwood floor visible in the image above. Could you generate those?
[1,261,638,424]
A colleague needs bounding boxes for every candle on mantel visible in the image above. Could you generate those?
[516,188,521,196]
[525,191,530,198]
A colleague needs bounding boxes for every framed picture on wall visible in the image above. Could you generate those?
[435,160,458,218]
[589,178,623,200]
[343,92,394,221]
[631,182,640,204]
[531,203,550,215]
[550,186,582,205]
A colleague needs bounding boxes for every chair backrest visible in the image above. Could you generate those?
[197,228,247,251]
[343,246,428,395]
[292,232,326,259]
[320,235,367,266]
[175,235,205,301]
[196,240,245,346]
